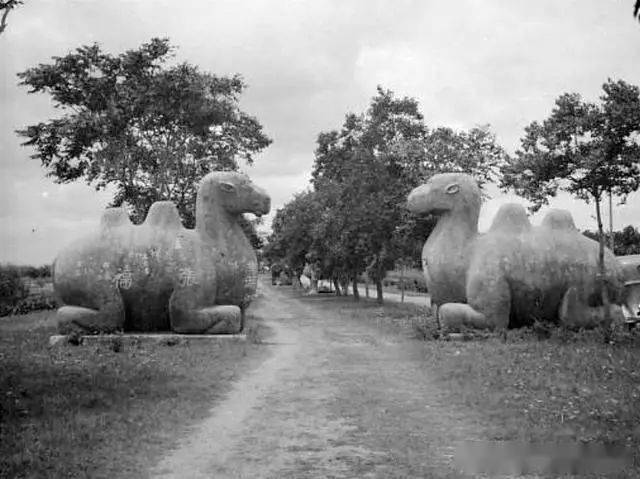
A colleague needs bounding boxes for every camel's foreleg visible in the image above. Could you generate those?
[56,288,125,334]
[438,303,489,332]
[169,286,241,334]
[57,305,125,334]
[465,274,511,333]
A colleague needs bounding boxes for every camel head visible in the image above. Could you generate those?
[197,171,271,219]
[407,172,482,219]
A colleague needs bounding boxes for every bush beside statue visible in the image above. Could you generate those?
[53,172,270,335]
[407,172,626,334]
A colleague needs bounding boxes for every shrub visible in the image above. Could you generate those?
[11,294,58,315]
[0,266,27,317]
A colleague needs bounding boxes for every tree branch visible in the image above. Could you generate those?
[0,6,11,35]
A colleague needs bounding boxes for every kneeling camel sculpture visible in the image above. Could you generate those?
[407,173,625,332]
[54,171,270,334]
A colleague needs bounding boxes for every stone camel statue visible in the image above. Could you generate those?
[407,172,625,332]
[53,171,270,335]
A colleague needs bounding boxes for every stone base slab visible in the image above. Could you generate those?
[49,333,246,347]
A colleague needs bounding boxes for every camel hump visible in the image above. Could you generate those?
[100,207,131,229]
[541,209,577,231]
[489,203,531,234]
[145,201,182,229]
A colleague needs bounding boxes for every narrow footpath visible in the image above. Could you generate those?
[151,282,490,478]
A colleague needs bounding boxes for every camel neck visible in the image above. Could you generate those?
[196,204,243,247]
[429,207,479,249]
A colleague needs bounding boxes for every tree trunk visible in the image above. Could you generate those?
[365,279,369,298]
[595,196,612,334]
[341,278,349,296]
[609,189,615,253]
[400,264,405,303]
[333,278,342,296]
[352,275,360,301]
[0,7,12,36]
[375,279,384,304]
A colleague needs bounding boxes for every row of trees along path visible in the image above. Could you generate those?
[265,81,640,306]
[13,37,640,309]
[264,87,507,303]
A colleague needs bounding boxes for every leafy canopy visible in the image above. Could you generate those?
[266,87,509,301]
[501,79,640,211]
[17,38,271,227]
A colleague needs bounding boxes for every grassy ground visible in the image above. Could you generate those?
[305,292,640,475]
[0,310,270,479]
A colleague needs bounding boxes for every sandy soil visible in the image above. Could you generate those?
[150,282,491,478]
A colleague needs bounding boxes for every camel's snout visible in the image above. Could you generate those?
[251,186,271,217]
[407,184,433,214]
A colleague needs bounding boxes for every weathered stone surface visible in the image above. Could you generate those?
[53,172,270,334]
[407,172,625,332]
[619,254,640,322]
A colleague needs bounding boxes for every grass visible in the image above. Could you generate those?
[299,291,640,475]
[0,310,270,478]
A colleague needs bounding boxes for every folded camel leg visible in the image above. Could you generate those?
[57,304,124,334]
[438,303,491,333]
[559,286,624,330]
[170,304,242,334]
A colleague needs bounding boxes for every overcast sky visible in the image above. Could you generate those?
[1,0,640,265]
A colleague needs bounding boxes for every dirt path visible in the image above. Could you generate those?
[150,282,488,478]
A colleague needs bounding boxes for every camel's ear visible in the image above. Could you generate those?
[219,181,236,193]
[445,183,460,195]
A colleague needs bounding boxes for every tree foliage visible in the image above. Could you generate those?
[584,225,640,256]
[263,190,323,276]
[17,38,271,227]
[501,79,640,211]
[266,87,508,302]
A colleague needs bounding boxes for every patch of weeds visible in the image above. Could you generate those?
[160,336,182,347]
[66,330,83,346]
[419,329,640,476]
[110,335,123,352]
[412,315,440,340]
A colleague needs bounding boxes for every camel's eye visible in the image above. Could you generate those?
[445,183,460,195]
[220,182,235,193]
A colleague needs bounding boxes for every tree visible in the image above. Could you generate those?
[17,38,271,226]
[263,190,323,278]
[264,88,508,302]
[0,0,22,35]
[311,88,430,302]
[501,78,640,324]
[310,87,508,302]
[635,0,640,21]
[584,225,640,255]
